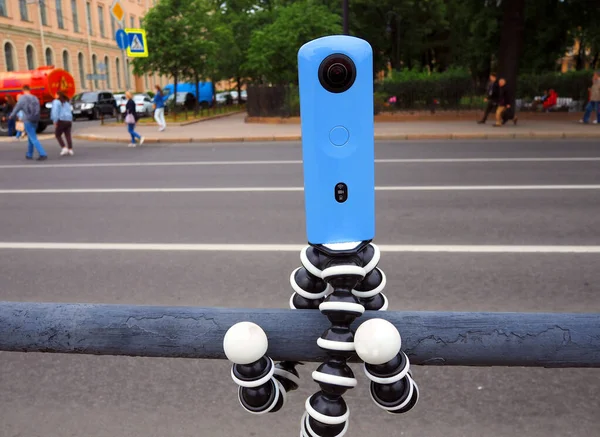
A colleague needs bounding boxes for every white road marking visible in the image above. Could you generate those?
[0,242,600,253]
[2,185,600,194]
[1,157,600,169]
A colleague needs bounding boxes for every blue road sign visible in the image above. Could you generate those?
[125,28,148,57]
[116,29,129,50]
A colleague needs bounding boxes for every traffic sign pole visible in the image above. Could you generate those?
[111,0,130,91]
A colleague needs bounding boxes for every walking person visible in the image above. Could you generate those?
[152,85,167,131]
[494,78,510,127]
[124,91,144,147]
[12,94,27,141]
[477,72,499,124]
[2,95,17,137]
[51,91,74,156]
[579,71,600,124]
[8,85,48,160]
[15,108,27,141]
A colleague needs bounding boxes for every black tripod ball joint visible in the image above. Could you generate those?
[289,243,388,312]
[223,321,300,415]
[354,318,420,414]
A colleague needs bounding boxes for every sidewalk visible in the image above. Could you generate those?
[72,113,600,143]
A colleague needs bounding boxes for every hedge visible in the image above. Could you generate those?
[246,69,597,116]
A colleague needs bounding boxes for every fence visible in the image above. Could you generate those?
[246,79,590,117]
[246,84,299,117]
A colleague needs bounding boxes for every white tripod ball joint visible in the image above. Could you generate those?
[354,318,419,414]
[223,322,299,415]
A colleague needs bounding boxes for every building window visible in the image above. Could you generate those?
[130,15,134,28]
[116,57,121,89]
[56,0,64,29]
[126,59,131,86]
[71,0,79,32]
[98,6,105,37]
[78,52,86,89]
[63,50,70,71]
[26,45,35,70]
[110,15,116,40]
[19,0,29,21]
[92,54,98,88]
[115,58,121,90]
[86,1,92,35]
[40,0,48,25]
[104,56,111,88]
[4,42,15,71]
[145,74,149,90]
[0,0,7,17]
[45,47,53,66]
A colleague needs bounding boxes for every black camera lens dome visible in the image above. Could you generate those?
[318,54,356,93]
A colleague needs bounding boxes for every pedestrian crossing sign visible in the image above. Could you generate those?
[125,28,148,58]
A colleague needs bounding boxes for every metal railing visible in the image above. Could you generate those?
[1,301,599,367]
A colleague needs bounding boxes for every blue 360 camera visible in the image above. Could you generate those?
[298,35,375,247]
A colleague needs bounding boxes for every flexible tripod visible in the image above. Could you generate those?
[223,241,419,436]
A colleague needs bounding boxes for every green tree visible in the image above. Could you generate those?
[210,0,271,96]
[132,0,190,100]
[445,0,502,83]
[178,0,220,110]
[244,0,342,84]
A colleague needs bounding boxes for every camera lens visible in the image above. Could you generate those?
[319,54,356,93]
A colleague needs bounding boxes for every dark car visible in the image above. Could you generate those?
[71,91,118,120]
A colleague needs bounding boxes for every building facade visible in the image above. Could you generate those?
[0,0,168,93]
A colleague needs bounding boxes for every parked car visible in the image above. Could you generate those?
[71,91,118,120]
[215,90,247,105]
[165,92,197,111]
[113,93,126,103]
[118,94,154,117]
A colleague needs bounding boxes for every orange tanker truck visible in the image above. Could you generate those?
[0,66,76,135]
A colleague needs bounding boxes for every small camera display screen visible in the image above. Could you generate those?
[335,183,348,203]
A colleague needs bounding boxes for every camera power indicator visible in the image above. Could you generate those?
[335,182,348,203]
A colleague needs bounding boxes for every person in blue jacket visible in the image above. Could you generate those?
[152,85,168,131]
[51,91,75,156]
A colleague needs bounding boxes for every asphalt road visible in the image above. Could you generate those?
[1,139,600,437]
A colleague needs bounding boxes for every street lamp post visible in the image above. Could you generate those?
[342,0,349,35]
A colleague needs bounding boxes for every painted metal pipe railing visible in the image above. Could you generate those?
[1,301,599,368]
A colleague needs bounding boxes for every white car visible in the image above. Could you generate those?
[118,94,154,117]
[216,90,247,104]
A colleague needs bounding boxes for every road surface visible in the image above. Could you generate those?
[0,138,599,437]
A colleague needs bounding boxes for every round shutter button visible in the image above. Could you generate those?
[329,126,349,146]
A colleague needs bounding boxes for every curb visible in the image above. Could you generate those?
[97,110,244,128]
[72,131,600,144]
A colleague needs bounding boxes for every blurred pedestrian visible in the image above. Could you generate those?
[152,85,167,131]
[580,71,600,124]
[124,91,144,147]
[15,108,26,141]
[51,91,74,156]
[2,95,17,136]
[493,78,511,127]
[477,72,498,124]
[9,85,47,160]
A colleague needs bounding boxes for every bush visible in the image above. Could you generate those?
[517,70,593,101]
[377,67,475,110]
